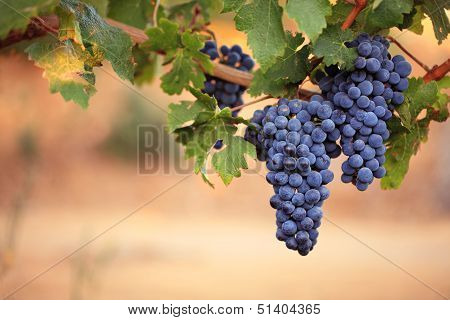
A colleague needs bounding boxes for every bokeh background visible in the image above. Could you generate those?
[0,12,449,300]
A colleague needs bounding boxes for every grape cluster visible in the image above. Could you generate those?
[258,97,339,255]
[201,40,255,148]
[244,107,269,161]
[201,40,254,110]
[317,33,412,190]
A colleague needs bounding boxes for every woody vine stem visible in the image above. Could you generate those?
[1,12,448,107]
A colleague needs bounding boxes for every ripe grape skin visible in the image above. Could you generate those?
[357,167,374,183]
[292,194,305,207]
[275,172,289,185]
[289,173,303,187]
[368,134,383,148]
[358,42,372,56]
[349,154,364,168]
[358,81,373,96]
[282,220,298,236]
[307,171,323,188]
[348,87,361,99]
[281,201,295,214]
[320,169,334,184]
[275,116,288,129]
[395,61,412,77]
[270,194,282,209]
[366,58,381,73]
[341,174,353,183]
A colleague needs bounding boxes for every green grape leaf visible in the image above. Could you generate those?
[381,120,429,189]
[26,38,96,108]
[212,135,256,185]
[222,0,245,13]
[312,25,357,69]
[144,18,180,54]
[167,89,216,132]
[60,0,134,82]
[398,5,425,35]
[429,76,450,122]
[249,70,299,98]
[160,32,212,95]
[169,0,222,28]
[249,32,310,98]
[327,0,353,25]
[357,0,414,34]
[144,19,212,95]
[107,0,150,28]
[422,0,450,44]
[0,0,59,39]
[407,5,425,35]
[234,0,286,71]
[83,0,109,16]
[172,92,254,186]
[286,0,332,42]
[383,76,447,189]
[396,78,439,130]
[133,46,159,86]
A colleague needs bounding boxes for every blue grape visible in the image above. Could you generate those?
[375,69,390,82]
[358,42,372,56]
[305,189,321,204]
[395,61,412,77]
[363,112,378,127]
[348,86,361,99]
[357,167,374,183]
[358,80,373,96]
[274,116,288,129]
[320,169,334,184]
[281,201,295,214]
[368,134,383,148]
[287,118,302,131]
[263,122,277,135]
[289,173,303,187]
[282,220,297,236]
[366,58,381,73]
[349,154,364,168]
[389,72,401,85]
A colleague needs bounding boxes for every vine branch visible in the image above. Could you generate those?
[423,59,450,83]
[341,0,367,30]
[387,36,430,72]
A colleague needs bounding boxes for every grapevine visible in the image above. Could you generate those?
[0,0,448,256]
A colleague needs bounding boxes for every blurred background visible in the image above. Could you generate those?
[0,12,449,300]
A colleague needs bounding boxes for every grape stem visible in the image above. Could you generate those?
[229,87,319,113]
[229,95,273,112]
[189,5,202,28]
[387,36,430,72]
[153,0,161,27]
[341,0,367,30]
[423,59,450,83]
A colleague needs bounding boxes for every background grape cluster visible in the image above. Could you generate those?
[245,34,412,255]
[317,33,411,190]
[200,40,255,148]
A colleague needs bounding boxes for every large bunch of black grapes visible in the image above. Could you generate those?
[201,40,255,148]
[248,97,339,255]
[245,34,412,255]
[317,33,411,190]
